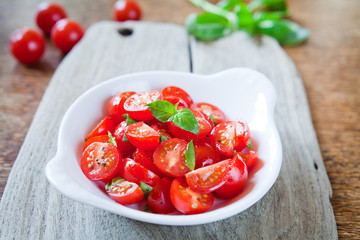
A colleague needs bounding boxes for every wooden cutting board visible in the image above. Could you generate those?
[0,21,337,239]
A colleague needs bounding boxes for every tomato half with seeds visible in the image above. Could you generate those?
[170,178,214,214]
[161,86,193,107]
[194,142,220,169]
[185,159,230,193]
[191,102,226,125]
[123,90,162,121]
[167,109,214,142]
[105,177,144,205]
[108,91,136,124]
[238,147,258,169]
[86,116,115,141]
[80,142,121,181]
[215,154,248,198]
[113,121,135,157]
[147,178,175,214]
[83,135,110,151]
[120,158,160,187]
[234,121,250,152]
[150,122,172,139]
[125,122,160,151]
[153,138,190,177]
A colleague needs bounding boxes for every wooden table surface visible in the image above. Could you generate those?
[0,0,358,238]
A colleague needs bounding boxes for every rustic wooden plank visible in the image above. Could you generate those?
[190,32,337,238]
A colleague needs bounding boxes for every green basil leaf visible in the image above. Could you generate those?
[186,13,233,41]
[105,177,124,191]
[248,0,288,12]
[235,3,256,35]
[185,140,196,171]
[107,131,118,147]
[171,109,199,135]
[217,0,244,10]
[253,11,289,22]
[246,138,253,149]
[122,134,130,142]
[146,100,177,122]
[208,114,217,126]
[122,114,137,126]
[140,182,153,199]
[257,19,310,46]
[160,135,169,142]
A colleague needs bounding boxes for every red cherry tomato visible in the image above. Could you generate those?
[125,122,160,151]
[234,121,250,152]
[150,122,172,139]
[215,154,248,198]
[80,142,121,181]
[167,109,214,142]
[194,142,220,169]
[106,177,144,205]
[35,2,67,35]
[108,91,136,124]
[120,158,160,187]
[83,135,110,151]
[161,86,193,107]
[113,0,142,22]
[51,19,84,53]
[153,138,190,177]
[163,95,188,108]
[86,116,115,141]
[132,148,165,177]
[238,147,258,169]
[185,159,230,193]
[191,102,226,125]
[147,178,175,214]
[123,90,162,121]
[170,178,214,214]
[9,28,45,64]
[113,121,136,157]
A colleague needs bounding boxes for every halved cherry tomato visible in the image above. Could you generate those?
[125,122,160,151]
[185,159,230,193]
[161,86,193,107]
[132,148,165,177]
[163,95,188,108]
[167,109,214,142]
[83,135,110,151]
[234,121,250,152]
[150,122,172,139]
[120,158,160,187]
[153,138,190,177]
[147,178,175,214]
[191,102,226,125]
[108,91,136,124]
[238,147,258,169]
[215,154,248,198]
[106,177,144,205]
[170,178,214,214]
[80,142,121,181]
[86,116,115,141]
[123,90,162,121]
[113,121,135,157]
[194,142,220,169]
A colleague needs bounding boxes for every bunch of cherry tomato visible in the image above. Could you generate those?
[81,86,258,215]
[9,0,142,64]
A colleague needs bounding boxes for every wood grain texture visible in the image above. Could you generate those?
[0,21,337,239]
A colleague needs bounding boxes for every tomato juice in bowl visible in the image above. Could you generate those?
[45,68,282,225]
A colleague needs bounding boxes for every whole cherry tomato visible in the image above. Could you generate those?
[9,28,45,64]
[51,19,84,53]
[35,2,67,35]
[113,0,142,22]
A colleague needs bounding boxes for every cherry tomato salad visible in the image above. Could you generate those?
[80,86,258,215]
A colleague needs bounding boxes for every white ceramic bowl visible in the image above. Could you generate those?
[45,68,282,226]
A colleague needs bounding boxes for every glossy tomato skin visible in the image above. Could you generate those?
[125,122,160,151]
[150,122,172,139]
[80,142,121,181]
[132,148,165,177]
[113,0,141,22]
[161,86,193,107]
[113,121,135,157]
[108,91,136,124]
[51,19,84,53]
[83,135,110,151]
[153,138,190,177]
[106,178,144,205]
[120,158,160,187]
[86,116,115,141]
[163,95,188,108]
[185,159,230,193]
[238,147,258,169]
[36,2,67,35]
[147,178,175,214]
[123,90,162,121]
[234,121,250,152]
[170,178,214,214]
[167,109,214,142]
[215,154,248,198]
[194,142,220,169]
[210,121,236,157]
[9,28,45,64]
[191,102,226,125]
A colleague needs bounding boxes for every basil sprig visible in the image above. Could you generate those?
[185,140,196,171]
[140,182,153,199]
[246,138,253,149]
[147,100,199,135]
[186,0,309,46]
[107,131,118,147]
[122,114,137,126]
